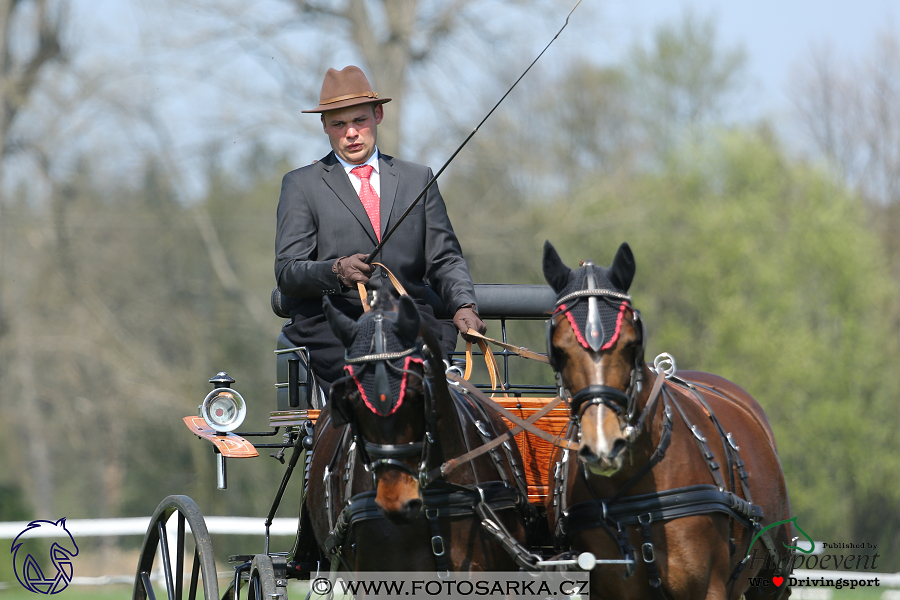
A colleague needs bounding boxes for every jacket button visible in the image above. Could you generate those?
[381,272,388,278]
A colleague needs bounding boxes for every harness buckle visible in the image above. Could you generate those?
[641,542,656,563]
[727,432,740,451]
[431,535,445,556]
[690,425,706,442]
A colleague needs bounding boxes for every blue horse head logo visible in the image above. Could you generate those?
[11,518,79,594]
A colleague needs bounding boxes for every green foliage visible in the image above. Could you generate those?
[0,148,297,526]
[0,7,896,576]
[538,129,900,561]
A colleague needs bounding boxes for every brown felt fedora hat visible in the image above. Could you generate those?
[302,65,391,113]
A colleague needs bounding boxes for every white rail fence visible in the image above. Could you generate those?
[2,519,899,595]
[0,517,299,589]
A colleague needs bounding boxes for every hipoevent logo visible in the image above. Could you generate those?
[745,517,883,591]
[10,518,79,594]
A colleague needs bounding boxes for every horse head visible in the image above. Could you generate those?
[324,292,431,521]
[543,240,647,476]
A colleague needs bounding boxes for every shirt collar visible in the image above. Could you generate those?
[336,147,380,174]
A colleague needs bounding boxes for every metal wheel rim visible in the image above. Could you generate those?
[132,495,219,600]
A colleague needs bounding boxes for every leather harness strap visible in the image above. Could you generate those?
[448,373,581,452]
[357,262,408,313]
[438,393,564,477]
[464,338,503,390]
[464,329,550,364]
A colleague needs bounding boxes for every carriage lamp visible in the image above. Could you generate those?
[200,372,247,433]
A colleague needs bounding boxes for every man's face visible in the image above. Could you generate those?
[322,104,383,164]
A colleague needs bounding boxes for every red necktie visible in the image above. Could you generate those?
[351,164,380,241]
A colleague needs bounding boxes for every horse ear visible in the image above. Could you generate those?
[323,297,359,348]
[542,240,572,294]
[395,294,420,344]
[608,242,636,292]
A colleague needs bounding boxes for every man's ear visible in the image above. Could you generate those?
[374,103,384,125]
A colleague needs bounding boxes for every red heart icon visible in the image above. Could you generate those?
[772,577,784,587]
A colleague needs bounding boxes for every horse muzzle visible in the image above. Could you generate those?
[374,468,424,522]
[577,403,628,475]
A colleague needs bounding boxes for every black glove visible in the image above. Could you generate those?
[332,254,374,287]
[453,304,486,342]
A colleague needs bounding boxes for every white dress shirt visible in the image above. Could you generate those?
[335,148,381,199]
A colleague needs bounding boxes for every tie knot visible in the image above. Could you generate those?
[352,164,374,180]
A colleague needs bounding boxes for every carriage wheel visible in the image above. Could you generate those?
[132,495,219,600]
[246,555,287,600]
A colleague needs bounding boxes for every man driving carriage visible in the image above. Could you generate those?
[274,65,486,395]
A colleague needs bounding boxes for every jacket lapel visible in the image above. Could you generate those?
[320,152,378,244]
[378,153,399,237]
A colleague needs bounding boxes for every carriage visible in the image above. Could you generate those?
[132,243,793,600]
[131,283,597,600]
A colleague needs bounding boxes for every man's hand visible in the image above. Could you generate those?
[333,254,374,287]
[453,304,486,342]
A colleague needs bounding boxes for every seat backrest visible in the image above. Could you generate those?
[275,333,312,411]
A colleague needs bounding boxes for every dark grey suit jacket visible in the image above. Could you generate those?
[275,150,477,314]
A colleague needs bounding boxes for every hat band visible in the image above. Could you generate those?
[320,91,379,105]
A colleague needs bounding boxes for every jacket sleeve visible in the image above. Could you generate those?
[422,170,478,314]
[274,170,342,298]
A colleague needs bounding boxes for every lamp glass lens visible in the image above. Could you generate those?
[209,393,237,426]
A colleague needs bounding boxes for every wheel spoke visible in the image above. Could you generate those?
[176,513,185,600]
[188,546,200,600]
[134,496,218,600]
[141,571,158,600]
[158,521,176,600]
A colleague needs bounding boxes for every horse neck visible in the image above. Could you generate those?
[418,327,479,482]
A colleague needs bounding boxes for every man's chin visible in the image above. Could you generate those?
[341,147,371,164]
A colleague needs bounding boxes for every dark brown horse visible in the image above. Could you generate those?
[543,241,793,600]
[300,292,530,573]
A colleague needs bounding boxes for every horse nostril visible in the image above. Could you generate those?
[578,446,598,462]
[404,498,423,519]
[610,439,627,459]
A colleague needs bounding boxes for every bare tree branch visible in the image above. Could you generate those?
[0,0,63,150]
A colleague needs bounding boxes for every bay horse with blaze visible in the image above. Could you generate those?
[543,241,793,600]
[299,291,531,573]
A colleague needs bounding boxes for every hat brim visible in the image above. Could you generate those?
[302,96,392,114]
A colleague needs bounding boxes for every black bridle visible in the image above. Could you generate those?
[331,310,437,486]
[546,264,647,435]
